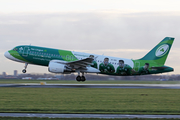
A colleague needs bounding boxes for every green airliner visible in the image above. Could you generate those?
[4,37,174,81]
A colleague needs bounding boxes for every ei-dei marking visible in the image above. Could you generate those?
[4,37,174,81]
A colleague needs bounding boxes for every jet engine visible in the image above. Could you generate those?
[48,61,67,73]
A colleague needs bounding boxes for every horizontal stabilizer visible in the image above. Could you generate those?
[150,66,169,70]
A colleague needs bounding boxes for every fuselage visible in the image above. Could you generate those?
[4,45,174,76]
[4,45,134,70]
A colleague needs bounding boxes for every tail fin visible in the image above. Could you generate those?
[140,37,174,65]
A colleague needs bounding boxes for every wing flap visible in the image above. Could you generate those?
[66,58,94,69]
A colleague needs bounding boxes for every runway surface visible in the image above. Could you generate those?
[0,113,180,119]
[0,83,180,89]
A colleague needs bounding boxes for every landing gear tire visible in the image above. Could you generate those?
[76,76,86,82]
[76,76,81,82]
[76,71,86,82]
[81,76,86,82]
[22,63,28,73]
[22,69,26,73]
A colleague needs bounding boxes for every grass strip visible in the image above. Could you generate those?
[0,88,179,114]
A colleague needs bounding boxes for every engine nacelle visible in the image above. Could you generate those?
[48,61,66,73]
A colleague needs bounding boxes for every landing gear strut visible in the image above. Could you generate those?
[76,72,86,82]
[22,63,28,73]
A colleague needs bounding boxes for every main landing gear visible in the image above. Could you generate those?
[76,72,86,82]
[22,63,28,73]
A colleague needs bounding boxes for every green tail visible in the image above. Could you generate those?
[139,37,174,66]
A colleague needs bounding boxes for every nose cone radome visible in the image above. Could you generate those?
[4,50,24,63]
[4,51,11,59]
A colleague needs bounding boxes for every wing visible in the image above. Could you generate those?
[66,58,94,69]
[55,58,94,69]
[53,58,99,73]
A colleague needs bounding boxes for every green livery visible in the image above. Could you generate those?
[91,61,98,69]
[116,64,132,75]
[138,66,149,75]
[99,63,115,73]
[4,37,174,81]
[132,37,174,74]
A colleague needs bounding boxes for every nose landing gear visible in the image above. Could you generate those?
[22,63,28,73]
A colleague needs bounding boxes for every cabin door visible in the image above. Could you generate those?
[23,47,29,57]
[134,61,140,72]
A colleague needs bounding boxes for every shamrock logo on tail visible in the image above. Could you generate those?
[160,48,164,52]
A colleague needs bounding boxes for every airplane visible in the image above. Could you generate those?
[4,37,174,81]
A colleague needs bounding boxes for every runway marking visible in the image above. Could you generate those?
[0,113,180,118]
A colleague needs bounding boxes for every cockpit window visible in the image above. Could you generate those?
[13,48,18,51]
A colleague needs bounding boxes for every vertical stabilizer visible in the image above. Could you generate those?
[140,37,174,66]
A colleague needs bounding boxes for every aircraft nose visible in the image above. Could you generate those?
[4,51,10,59]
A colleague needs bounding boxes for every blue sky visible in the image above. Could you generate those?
[0,0,180,75]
